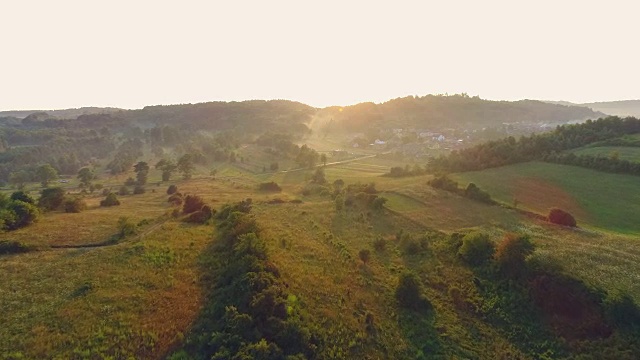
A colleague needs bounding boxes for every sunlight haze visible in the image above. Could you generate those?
[1,0,638,110]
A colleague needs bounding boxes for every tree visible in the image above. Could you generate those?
[6,200,40,230]
[38,187,65,211]
[9,170,31,190]
[156,159,177,182]
[11,191,35,205]
[77,167,95,187]
[100,193,120,207]
[395,271,428,311]
[295,145,319,168]
[311,168,326,184]
[458,232,495,266]
[133,161,149,185]
[320,153,327,166]
[359,249,371,265]
[183,194,205,214]
[36,164,58,187]
[177,154,195,179]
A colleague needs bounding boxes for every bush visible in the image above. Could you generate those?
[604,290,640,328]
[5,201,40,230]
[118,186,130,196]
[100,193,121,207]
[548,208,577,227]
[359,249,371,265]
[117,216,137,238]
[373,237,386,252]
[395,271,429,311]
[0,240,32,255]
[258,182,282,192]
[124,177,137,186]
[10,191,35,205]
[38,187,66,211]
[464,183,493,204]
[168,193,183,206]
[185,205,215,224]
[494,233,534,275]
[64,197,87,213]
[167,185,178,195]
[458,232,495,266]
[133,185,146,194]
[183,194,205,214]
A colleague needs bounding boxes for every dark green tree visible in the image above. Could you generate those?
[77,167,95,187]
[177,154,195,180]
[133,161,149,185]
[36,164,58,187]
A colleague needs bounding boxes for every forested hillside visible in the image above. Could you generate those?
[429,116,640,173]
[319,94,604,132]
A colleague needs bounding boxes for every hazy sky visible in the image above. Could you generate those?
[1,0,638,110]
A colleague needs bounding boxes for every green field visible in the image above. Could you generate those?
[453,161,640,233]
[572,146,640,162]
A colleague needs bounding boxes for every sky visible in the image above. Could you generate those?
[1,0,638,110]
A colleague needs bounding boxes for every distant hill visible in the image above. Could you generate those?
[317,94,605,132]
[544,100,640,118]
[121,100,316,134]
[0,107,123,120]
[582,100,640,118]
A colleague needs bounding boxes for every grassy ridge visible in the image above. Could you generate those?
[452,161,640,233]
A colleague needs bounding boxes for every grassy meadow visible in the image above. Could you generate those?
[452,161,640,234]
[571,145,640,162]
[2,155,640,358]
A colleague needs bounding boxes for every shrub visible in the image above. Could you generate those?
[117,216,137,238]
[64,197,87,213]
[495,233,535,275]
[118,186,130,196]
[185,205,214,224]
[124,177,137,186]
[168,193,183,206]
[604,290,640,328]
[373,237,386,252]
[10,191,35,205]
[371,196,387,210]
[458,232,495,266]
[167,184,178,195]
[133,185,146,194]
[5,201,40,230]
[395,271,429,311]
[38,187,66,211]
[100,193,121,207]
[548,208,577,227]
[359,249,371,265]
[0,240,32,255]
[464,183,493,204]
[428,175,459,193]
[258,182,282,192]
[183,194,205,214]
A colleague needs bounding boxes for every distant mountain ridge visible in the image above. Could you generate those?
[0,96,606,132]
[544,100,640,118]
[0,107,123,120]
